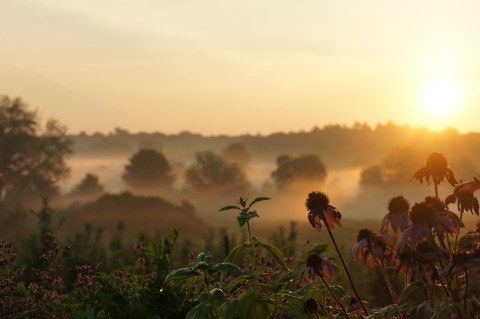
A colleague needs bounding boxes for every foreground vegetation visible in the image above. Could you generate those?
[2,151,480,318]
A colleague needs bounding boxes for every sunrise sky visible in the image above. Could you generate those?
[1,0,480,135]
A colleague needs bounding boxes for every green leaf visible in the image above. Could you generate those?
[236,210,259,227]
[186,302,218,319]
[247,197,271,210]
[212,262,241,273]
[219,205,241,211]
[399,282,424,304]
[220,299,240,319]
[224,242,249,264]
[238,291,274,319]
[301,243,329,260]
[257,240,289,270]
[164,267,200,283]
[210,288,226,306]
[416,301,432,318]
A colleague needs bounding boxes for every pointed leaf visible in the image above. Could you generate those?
[257,240,289,270]
[238,291,274,319]
[224,242,249,264]
[164,267,200,283]
[212,262,241,273]
[247,197,271,210]
[219,205,241,211]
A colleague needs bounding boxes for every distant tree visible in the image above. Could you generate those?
[0,96,72,206]
[70,173,104,199]
[185,151,249,192]
[271,154,327,188]
[123,149,175,189]
[221,142,251,167]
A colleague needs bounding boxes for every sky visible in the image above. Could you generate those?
[1,0,480,135]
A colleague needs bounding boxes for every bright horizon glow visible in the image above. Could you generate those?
[1,1,480,135]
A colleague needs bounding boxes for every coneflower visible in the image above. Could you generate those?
[381,195,410,233]
[352,229,398,304]
[445,178,480,216]
[442,249,480,314]
[412,152,457,198]
[302,253,346,314]
[306,191,368,316]
[425,196,463,249]
[302,298,321,318]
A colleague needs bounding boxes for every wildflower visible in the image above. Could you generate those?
[305,191,368,316]
[412,152,457,186]
[380,195,410,233]
[352,229,393,269]
[445,178,480,215]
[399,201,460,250]
[398,202,435,249]
[425,196,463,240]
[302,253,338,282]
[442,250,480,276]
[395,243,441,279]
[458,221,480,250]
[306,191,341,231]
[302,298,320,315]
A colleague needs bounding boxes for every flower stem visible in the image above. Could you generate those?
[434,181,439,198]
[319,276,348,315]
[323,219,368,316]
[454,211,464,252]
[246,220,255,273]
[428,230,456,300]
[464,269,469,315]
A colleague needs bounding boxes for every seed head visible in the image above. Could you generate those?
[306,191,330,212]
[387,195,410,214]
[410,202,435,224]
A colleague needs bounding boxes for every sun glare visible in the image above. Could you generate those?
[421,80,464,117]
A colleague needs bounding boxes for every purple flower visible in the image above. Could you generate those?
[381,195,410,233]
[442,250,480,276]
[425,196,463,239]
[395,243,441,279]
[399,201,460,250]
[412,152,457,186]
[445,178,480,215]
[458,221,480,250]
[352,229,393,269]
[302,253,338,282]
[306,191,341,231]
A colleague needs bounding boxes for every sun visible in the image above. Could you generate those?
[421,80,464,117]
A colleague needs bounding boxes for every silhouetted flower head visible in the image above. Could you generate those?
[399,202,454,249]
[302,298,320,315]
[381,195,410,233]
[442,249,480,276]
[395,243,440,278]
[445,178,480,215]
[302,253,338,282]
[412,152,457,186]
[306,191,342,231]
[352,228,393,269]
[410,202,435,224]
[458,223,480,250]
[306,191,330,211]
[424,196,463,239]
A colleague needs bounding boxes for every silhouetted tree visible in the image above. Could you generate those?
[271,154,327,188]
[123,149,175,190]
[70,173,104,199]
[221,142,251,167]
[184,151,249,192]
[0,96,72,206]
